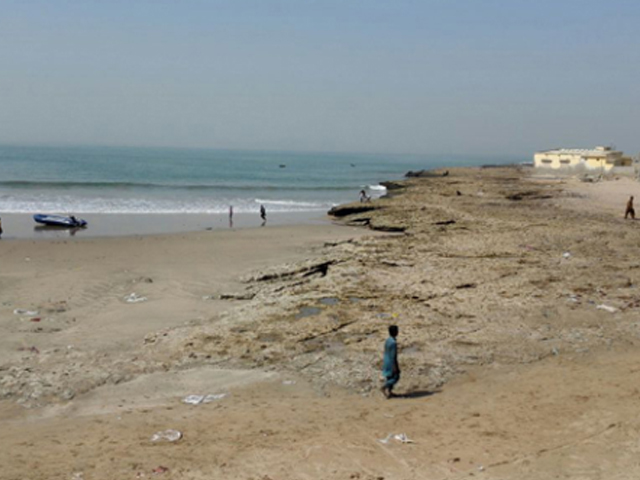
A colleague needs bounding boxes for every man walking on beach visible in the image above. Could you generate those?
[381,325,400,398]
[260,204,266,224]
[625,196,635,219]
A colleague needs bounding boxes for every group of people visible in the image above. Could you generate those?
[359,189,371,203]
[227,204,267,227]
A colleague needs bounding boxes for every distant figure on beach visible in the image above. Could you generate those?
[229,205,234,227]
[625,196,635,219]
[359,189,370,203]
[260,204,266,225]
[0,216,3,238]
[381,325,400,399]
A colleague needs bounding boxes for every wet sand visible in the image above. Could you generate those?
[3,167,640,479]
[0,210,327,240]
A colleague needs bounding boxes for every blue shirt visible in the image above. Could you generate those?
[382,336,398,378]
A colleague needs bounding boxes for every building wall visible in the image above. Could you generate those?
[534,152,617,172]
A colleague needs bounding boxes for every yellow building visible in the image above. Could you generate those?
[534,146,632,172]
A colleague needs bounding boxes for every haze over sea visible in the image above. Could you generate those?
[0,145,521,216]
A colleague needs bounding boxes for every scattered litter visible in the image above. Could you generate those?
[150,429,182,442]
[182,393,227,405]
[203,393,227,402]
[378,433,414,444]
[478,465,485,472]
[71,473,84,480]
[183,395,205,405]
[282,380,296,386]
[30,317,42,322]
[152,466,169,475]
[597,304,618,314]
[13,309,39,317]
[394,433,414,443]
[552,347,559,356]
[125,293,147,303]
[562,252,571,259]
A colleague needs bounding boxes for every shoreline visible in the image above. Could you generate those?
[0,210,333,240]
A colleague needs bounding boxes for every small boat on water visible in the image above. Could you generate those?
[33,214,87,228]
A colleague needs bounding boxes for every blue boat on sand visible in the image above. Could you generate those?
[33,214,87,228]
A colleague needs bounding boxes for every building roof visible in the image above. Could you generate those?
[536,147,622,157]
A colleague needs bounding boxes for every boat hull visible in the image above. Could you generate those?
[33,214,87,228]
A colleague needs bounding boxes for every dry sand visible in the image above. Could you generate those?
[2,168,640,480]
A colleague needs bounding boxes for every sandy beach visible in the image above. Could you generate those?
[3,167,640,480]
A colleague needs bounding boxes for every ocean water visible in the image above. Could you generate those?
[0,145,519,216]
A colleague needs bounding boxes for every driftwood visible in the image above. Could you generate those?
[249,260,336,282]
[434,220,456,226]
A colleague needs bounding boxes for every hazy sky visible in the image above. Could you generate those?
[1,0,639,156]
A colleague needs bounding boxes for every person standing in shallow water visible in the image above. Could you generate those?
[381,325,400,398]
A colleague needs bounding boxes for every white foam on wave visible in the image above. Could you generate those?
[254,198,325,207]
[368,184,387,191]
[0,195,331,214]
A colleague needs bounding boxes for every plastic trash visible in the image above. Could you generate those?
[152,466,169,475]
[378,433,414,444]
[597,304,618,314]
[562,252,571,259]
[182,393,227,405]
[125,293,147,303]
[150,429,182,442]
[13,309,39,316]
[282,380,296,386]
[394,433,414,444]
[183,395,205,405]
[203,393,227,403]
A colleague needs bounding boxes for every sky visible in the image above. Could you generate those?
[1,0,639,156]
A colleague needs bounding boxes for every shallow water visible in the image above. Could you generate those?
[295,306,322,319]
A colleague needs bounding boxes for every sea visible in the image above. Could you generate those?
[0,145,521,237]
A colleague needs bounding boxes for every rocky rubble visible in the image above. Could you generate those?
[3,166,640,405]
